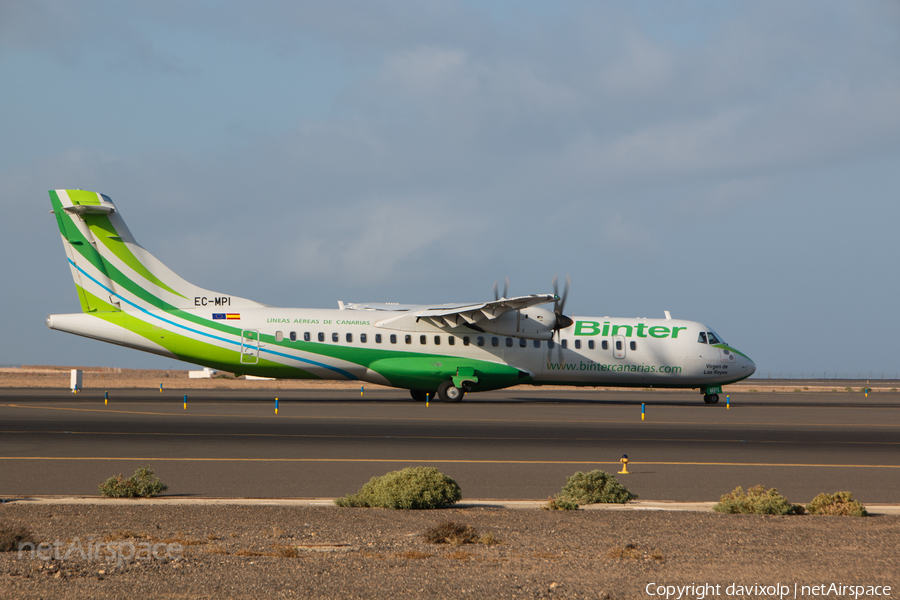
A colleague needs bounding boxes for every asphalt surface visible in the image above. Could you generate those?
[1,387,898,503]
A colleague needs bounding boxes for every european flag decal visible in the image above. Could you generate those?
[212,313,225,320]
[213,313,240,320]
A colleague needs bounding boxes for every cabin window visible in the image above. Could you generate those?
[575,340,582,349]
[375,333,382,343]
[698,332,708,344]
[332,332,339,343]
[318,332,325,342]
[588,340,594,350]
[463,336,470,346]
[346,333,353,343]
[420,335,427,345]
[602,340,608,350]
[390,334,397,344]
[630,341,637,351]
[533,340,541,348]
[477,336,485,347]
[290,331,297,342]
[304,332,311,342]
[491,337,499,347]
[448,336,455,346]
[434,335,441,345]
[405,335,412,344]
[275,331,283,342]
[548,339,555,349]
[505,337,513,347]
[360,333,367,343]
[615,340,622,351]
[519,338,527,348]
[561,339,568,349]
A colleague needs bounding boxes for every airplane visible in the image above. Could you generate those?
[45,189,756,404]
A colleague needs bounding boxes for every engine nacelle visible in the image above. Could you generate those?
[475,307,557,340]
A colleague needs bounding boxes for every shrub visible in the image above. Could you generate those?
[557,470,637,505]
[423,521,480,545]
[99,466,168,498]
[542,496,579,510]
[713,485,805,515]
[334,467,461,509]
[806,492,868,517]
[0,523,35,552]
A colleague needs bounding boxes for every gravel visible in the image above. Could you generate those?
[1,503,898,599]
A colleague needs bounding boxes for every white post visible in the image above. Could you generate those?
[70,369,82,392]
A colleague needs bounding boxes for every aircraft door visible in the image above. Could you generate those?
[241,329,259,364]
[613,335,626,359]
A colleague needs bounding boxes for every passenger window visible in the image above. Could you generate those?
[360,333,367,343]
[505,337,513,347]
[289,331,297,342]
[575,340,581,349]
[346,333,353,343]
[375,334,382,343]
[477,337,485,347]
[405,335,412,344]
[588,340,594,350]
[275,331,283,342]
[420,335,427,345]
[491,337,499,347]
[519,338,527,348]
[602,340,608,350]
[463,336,470,346]
[698,332,708,344]
[318,332,325,342]
[448,336,455,346]
[390,334,397,344]
[332,333,339,342]
[707,331,721,344]
[434,335,441,345]
[615,340,622,351]
[533,340,541,348]
[304,332,311,342]
[548,340,555,349]
[630,341,637,351]
[561,339,568,349]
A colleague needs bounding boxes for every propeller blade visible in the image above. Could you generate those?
[492,280,499,301]
[503,277,509,300]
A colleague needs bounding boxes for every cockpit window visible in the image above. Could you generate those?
[707,331,722,345]
[698,332,708,344]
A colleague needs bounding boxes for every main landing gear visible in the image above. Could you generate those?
[409,383,466,403]
[703,393,720,404]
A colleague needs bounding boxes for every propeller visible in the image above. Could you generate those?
[549,274,573,366]
[492,277,510,301]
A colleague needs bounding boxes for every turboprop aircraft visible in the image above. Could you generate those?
[45,189,755,404]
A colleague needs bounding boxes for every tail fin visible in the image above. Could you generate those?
[49,189,264,313]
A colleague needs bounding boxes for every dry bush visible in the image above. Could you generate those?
[98,466,168,498]
[335,467,461,509]
[806,492,868,517]
[0,523,35,552]
[713,485,805,515]
[557,470,637,505]
[423,521,480,545]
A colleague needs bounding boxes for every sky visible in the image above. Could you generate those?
[2,1,900,379]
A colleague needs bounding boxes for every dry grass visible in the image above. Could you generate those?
[0,523,36,552]
[395,550,433,560]
[606,543,664,562]
[446,550,474,561]
[423,521,481,545]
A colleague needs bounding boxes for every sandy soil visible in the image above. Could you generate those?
[1,503,897,599]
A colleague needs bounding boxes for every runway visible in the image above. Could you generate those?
[1,387,898,502]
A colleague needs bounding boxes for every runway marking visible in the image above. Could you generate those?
[2,429,899,446]
[3,404,899,429]
[0,457,898,468]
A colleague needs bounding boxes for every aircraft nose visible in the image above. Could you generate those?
[743,353,756,377]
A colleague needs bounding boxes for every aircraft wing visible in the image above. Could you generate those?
[343,294,556,329]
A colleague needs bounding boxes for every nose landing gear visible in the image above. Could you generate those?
[703,393,720,404]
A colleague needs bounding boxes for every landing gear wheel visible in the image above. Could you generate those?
[703,394,720,404]
[437,380,464,403]
[410,390,428,402]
